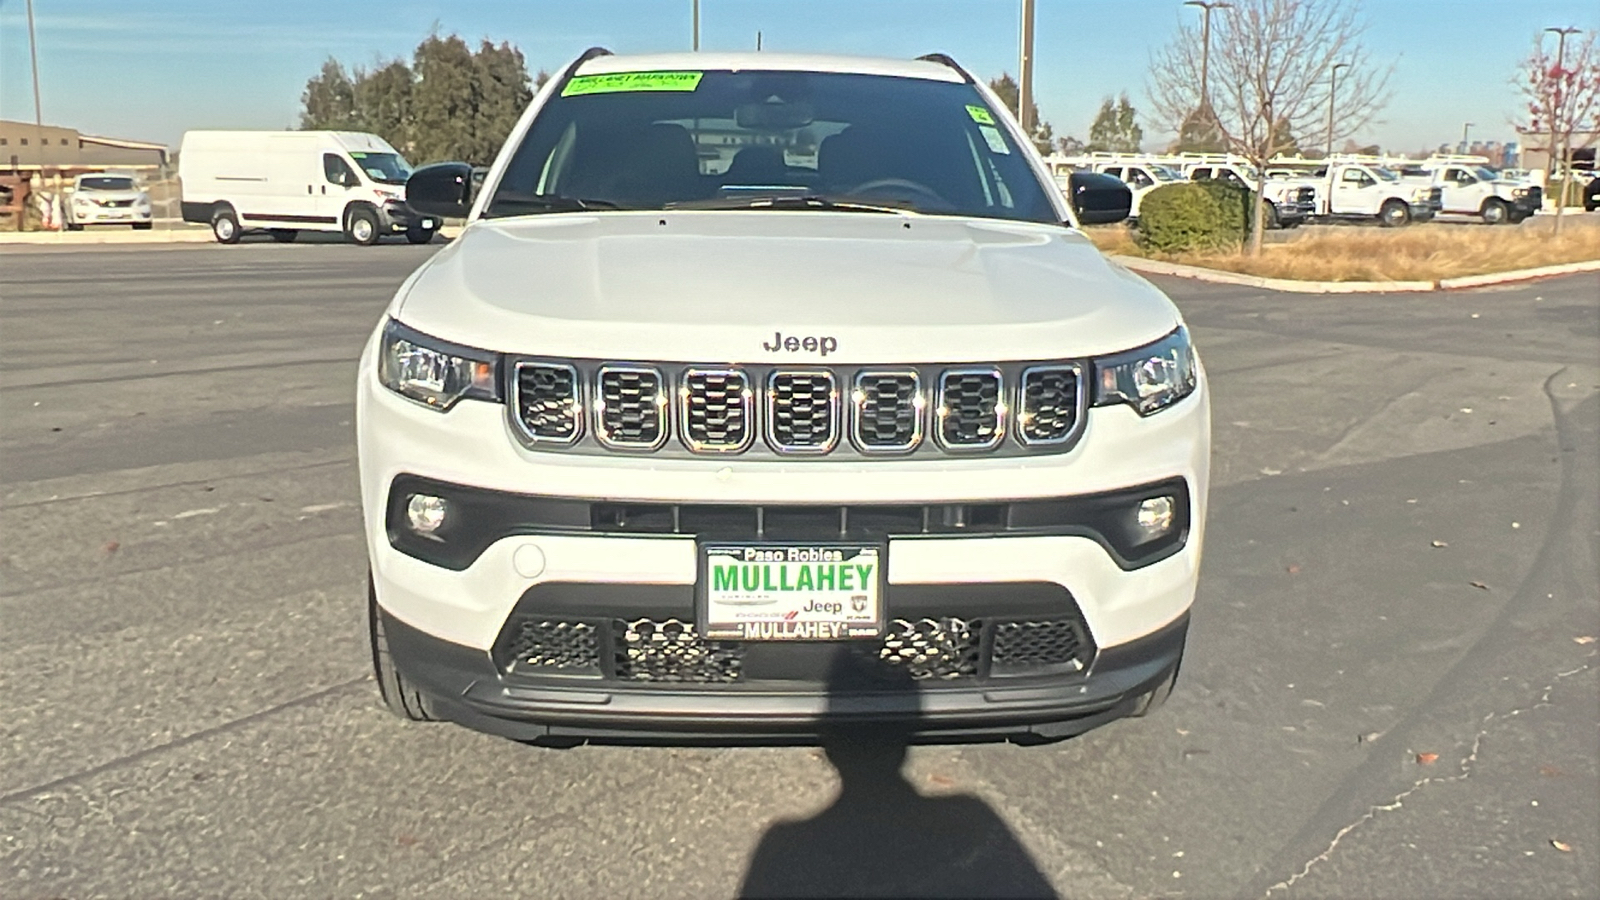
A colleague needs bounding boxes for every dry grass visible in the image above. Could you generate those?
[1086,216,1600,282]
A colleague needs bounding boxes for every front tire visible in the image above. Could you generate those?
[1264,202,1281,230]
[345,207,380,246]
[369,576,436,722]
[65,221,83,232]
[132,222,153,231]
[405,225,436,245]
[1481,197,1510,225]
[211,206,241,244]
[1378,200,1410,228]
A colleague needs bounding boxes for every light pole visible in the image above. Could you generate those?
[692,0,700,51]
[1461,122,1473,154]
[1544,26,1580,231]
[1019,0,1036,136]
[1324,61,1349,159]
[1184,1,1231,113]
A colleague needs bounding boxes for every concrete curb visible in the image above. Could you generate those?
[1111,254,1600,293]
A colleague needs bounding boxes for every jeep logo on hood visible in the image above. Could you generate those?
[763,331,838,357]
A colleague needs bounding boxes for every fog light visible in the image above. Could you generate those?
[1135,495,1175,539]
[405,493,448,535]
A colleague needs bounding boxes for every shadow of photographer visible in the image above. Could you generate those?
[739,647,1059,900]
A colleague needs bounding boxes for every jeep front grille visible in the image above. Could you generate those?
[505,361,1091,457]
[936,368,1005,449]
[1018,365,1082,445]
[595,366,667,450]
[852,371,922,452]
[766,371,838,453]
[514,362,582,443]
[680,368,753,452]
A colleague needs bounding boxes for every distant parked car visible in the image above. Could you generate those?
[1583,172,1599,212]
[65,174,153,230]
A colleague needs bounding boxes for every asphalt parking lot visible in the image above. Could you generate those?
[1,242,1596,899]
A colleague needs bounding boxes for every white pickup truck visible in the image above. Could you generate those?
[1276,162,1440,227]
[1400,160,1540,225]
[1181,162,1316,228]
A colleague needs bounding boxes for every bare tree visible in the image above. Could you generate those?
[1516,30,1600,235]
[1148,0,1391,254]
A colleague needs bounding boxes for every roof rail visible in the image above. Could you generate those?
[915,53,976,84]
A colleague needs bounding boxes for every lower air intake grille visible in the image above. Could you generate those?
[502,619,601,674]
[596,366,666,449]
[937,369,1004,449]
[853,372,921,451]
[1018,366,1081,445]
[991,619,1090,674]
[767,371,838,452]
[873,617,983,680]
[515,363,581,443]
[681,369,752,452]
[614,617,745,683]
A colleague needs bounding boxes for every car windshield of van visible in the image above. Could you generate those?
[349,151,412,184]
[79,176,134,191]
[1370,167,1400,182]
[1472,166,1499,181]
[1149,165,1183,182]
[486,69,1059,224]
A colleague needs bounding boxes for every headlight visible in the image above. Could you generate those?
[378,319,502,410]
[1512,187,1529,198]
[72,197,90,206]
[135,195,152,207]
[374,189,403,201]
[1092,327,1198,416]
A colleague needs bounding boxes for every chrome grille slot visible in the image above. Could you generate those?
[852,371,922,452]
[680,368,753,452]
[1018,365,1082,446]
[514,362,581,443]
[595,366,666,449]
[766,371,838,453]
[936,368,1004,449]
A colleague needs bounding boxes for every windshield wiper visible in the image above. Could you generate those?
[485,193,625,216]
[664,194,918,214]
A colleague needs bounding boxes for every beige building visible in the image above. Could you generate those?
[0,119,169,171]
[1517,129,1599,173]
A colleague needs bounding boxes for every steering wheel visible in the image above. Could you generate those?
[848,177,948,208]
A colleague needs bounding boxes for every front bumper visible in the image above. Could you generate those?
[377,201,437,233]
[71,206,151,224]
[383,597,1188,743]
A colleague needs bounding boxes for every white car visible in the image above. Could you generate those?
[65,174,153,230]
[358,50,1209,744]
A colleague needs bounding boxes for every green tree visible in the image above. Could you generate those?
[300,58,357,130]
[1270,117,1301,157]
[987,73,1055,154]
[352,59,414,153]
[1086,94,1143,153]
[298,33,537,165]
[1171,103,1226,153]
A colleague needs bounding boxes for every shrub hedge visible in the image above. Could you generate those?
[1136,181,1256,253]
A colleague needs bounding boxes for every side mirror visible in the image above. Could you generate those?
[1067,171,1132,225]
[406,162,476,219]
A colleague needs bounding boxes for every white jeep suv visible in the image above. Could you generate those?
[358,50,1210,744]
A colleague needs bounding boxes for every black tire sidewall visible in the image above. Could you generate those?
[1482,199,1508,225]
[1380,201,1408,227]
[211,206,241,244]
[345,206,380,246]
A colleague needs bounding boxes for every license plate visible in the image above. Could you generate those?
[700,544,883,641]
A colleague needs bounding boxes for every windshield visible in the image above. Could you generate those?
[488,69,1059,223]
[1149,165,1183,182]
[79,176,135,191]
[1370,167,1400,182]
[1473,166,1500,181]
[348,151,411,185]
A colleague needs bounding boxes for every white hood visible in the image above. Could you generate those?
[395,211,1180,364]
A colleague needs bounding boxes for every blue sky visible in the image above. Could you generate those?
[1,0,1595,154]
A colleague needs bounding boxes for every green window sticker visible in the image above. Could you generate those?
[966,104,996,125]
[561,71,704,96]
[979,125,1010,155]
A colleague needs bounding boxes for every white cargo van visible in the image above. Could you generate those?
[179,131,438,245]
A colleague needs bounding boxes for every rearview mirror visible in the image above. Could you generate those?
[407,162,476,219]
[735,100,815,130]
[1067,171,1132,225]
